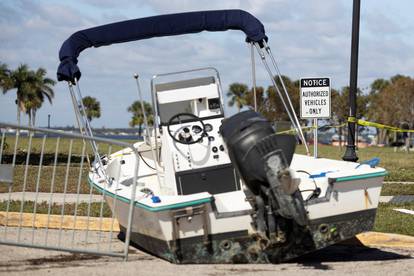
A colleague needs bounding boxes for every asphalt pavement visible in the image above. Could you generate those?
[0,228,413,276]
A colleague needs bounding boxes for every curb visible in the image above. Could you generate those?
[379,195,414,204]
[0,211,120,232]
[355,231,414,249]
[384,181,414,185]
[0,192,103,204]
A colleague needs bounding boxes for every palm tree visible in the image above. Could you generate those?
[82,96,101,123]
[2,64,34,126]
[0,62,11,91]
[227,83,249,112]
[244,86,265,112]
[127,101,154,137]
[2,64,56,127]
[24,68,55,126]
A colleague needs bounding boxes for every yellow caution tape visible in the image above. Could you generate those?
[276,126,314,135]
[109,152,132,159]
[276,117,413,135]
[348,117,414,133]
[276,122,346,135]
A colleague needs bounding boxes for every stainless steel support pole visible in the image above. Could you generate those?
[123,147,139,261]
[250,43,257,112]
[68,81,108,182]
[263,41,310,154]
[134,74,151,142]
[134,74,163,188]
[254,43,310,155]
[150,78,161,165]
[253,44,297,127]
[73,81,100,156]
[68,83,92,166]
[314,119,318,158]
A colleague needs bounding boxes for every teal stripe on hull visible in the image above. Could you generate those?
[87,177,211,212]
[333,170,388,183]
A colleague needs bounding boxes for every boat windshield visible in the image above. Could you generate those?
[155,76,223,125]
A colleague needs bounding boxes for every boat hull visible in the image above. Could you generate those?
[109,196,378,264]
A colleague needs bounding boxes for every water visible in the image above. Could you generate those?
[3,131,143,141]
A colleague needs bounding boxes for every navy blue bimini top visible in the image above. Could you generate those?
[57,9,267,82]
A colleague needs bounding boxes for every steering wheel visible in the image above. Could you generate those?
[167,113,207,145]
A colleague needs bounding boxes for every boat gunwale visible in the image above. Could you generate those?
[329,170,388,183]
[88,169,387,212]
[87,177,212,212]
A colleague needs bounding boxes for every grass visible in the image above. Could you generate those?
[295,144,414,182]
[0,136,129,194]
[2,136,131,157]
[381,183,414,196]
[374,202,414,236]
[0,165,99,194]
[0,200,112,217]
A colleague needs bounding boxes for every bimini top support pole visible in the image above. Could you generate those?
[343,0,360,162]
[254,42,310,155]
[133,74,163,187]
[68,81,110,182]
[250,42,258,112]
[133,74,151,143]
[262,41,309,154]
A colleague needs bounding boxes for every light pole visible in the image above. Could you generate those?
[343,0,360,162]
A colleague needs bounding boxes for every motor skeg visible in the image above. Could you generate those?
[219,110,296,195]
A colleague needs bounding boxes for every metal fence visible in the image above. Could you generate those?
[0,122,139,260]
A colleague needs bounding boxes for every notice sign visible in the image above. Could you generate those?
[300,77,331,119]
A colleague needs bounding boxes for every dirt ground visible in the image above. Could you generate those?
[0,229,413,276]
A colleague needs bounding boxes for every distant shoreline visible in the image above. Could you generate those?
[2,129,143,140]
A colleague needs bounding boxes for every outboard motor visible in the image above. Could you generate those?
[220,111,308,233]
[220,111,295,194]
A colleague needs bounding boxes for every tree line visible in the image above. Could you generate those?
[227,75,414,144]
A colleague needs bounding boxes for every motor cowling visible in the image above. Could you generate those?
[219,110,296,195]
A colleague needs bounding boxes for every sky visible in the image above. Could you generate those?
[1,0,414,128]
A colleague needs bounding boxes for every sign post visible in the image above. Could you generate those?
[313,118,318,158]
[300,78,331,158]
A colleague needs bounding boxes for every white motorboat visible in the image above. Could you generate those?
[57,10,387,263]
